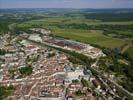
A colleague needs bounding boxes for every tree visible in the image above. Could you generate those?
[19,67,33,77]
[75,90,82,96]
[72,79,79,83]
[0,49,6,55]
[81,78,89,87]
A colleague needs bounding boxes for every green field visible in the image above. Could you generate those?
[126,46,133,58]
[17,17,132,49]
[51,28,127,48]
[18,18,133,27]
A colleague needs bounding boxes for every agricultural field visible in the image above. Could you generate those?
[17,17,132,49]
[52,28,127,48]
[17,17,133,27]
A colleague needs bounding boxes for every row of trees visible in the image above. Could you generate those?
[67,56,83,64]
[52,23,133,31]
[84,12,133,21]
[54,47,95,66]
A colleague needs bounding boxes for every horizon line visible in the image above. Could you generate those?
[0,8,133,9]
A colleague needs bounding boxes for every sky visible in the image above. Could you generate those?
[0,0,133,9]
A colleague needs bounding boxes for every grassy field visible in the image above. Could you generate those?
[51,28,127,48]
[17,17,132,49]
[126,46,133,58]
